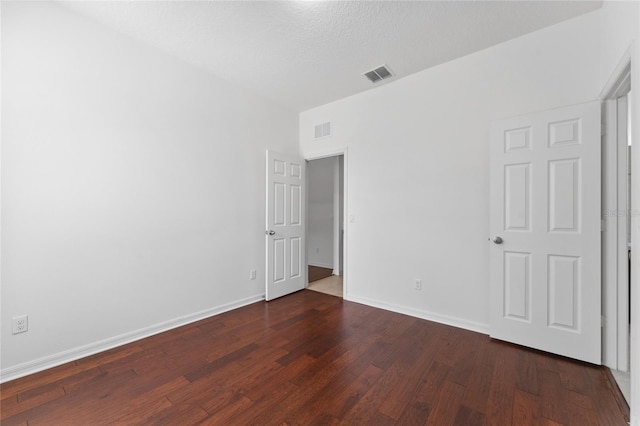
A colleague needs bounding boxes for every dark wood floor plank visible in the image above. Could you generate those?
[372,348,433,419]
[1,384,65,419]
[512,389,541,425]
[540,420,565,426]
[311,363,383,420]
[515,348,539,395]
[256,334,386,423]
[192,388,238,415]
[309,265,333,282]
[0,419,28,426]
[1,360,89,397]
[226,380,300,425]
[454,405,486,426]
[339,362,405,424]
[584,366,631,426]
[538,368,570,425]
[446,329,483,387]
[111,396,174,425]
[555,355,592,395]
[394,400,430,426]
[412,360,451,406]
[288,332,381,388]
[394,361,448,425]
[376,325,445,419]
[461,337,494,414]
[144,402,210,426]
[485,342,517,426]
[566,391,600,426]
[3,369,140,425]
[0,290,629,425]
[371,318,436,371]
[239,354,312,402]
[198,392,253,424]
[425,380,465,425]
[184,342,259,382]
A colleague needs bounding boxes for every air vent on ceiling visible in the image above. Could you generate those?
[314,122,331,139]
[363,65,394,83]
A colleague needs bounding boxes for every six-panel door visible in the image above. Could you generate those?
[490,102,601,364]
[266,151,306,301]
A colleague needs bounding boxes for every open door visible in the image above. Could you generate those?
[265,150,306,301]
[489,101,601,364]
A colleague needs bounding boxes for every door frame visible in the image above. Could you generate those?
[305,147,348,299]
[600,42,639,422]
[602,61,631,371]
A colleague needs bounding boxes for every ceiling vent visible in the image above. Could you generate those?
[363,65,393,83]
[314,122,331,139]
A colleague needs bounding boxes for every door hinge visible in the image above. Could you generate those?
[601,219,606,232]
[601,315,606,327]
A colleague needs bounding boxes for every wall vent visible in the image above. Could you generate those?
[363,65,393,83]
[314,122,331,139]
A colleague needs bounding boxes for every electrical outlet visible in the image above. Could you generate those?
[250,269,257,280]
[414,279,422,291]
[12,315,28,334]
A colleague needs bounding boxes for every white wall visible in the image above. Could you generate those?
[300,3,638,333]
[1,2,298,380]
[307,157,334,268]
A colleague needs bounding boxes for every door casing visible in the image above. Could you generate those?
[305,148,348,299]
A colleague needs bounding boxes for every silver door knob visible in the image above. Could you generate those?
[266,230,276,236]
[492,236,503,244]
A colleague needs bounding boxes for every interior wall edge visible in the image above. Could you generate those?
[0,294,265,384]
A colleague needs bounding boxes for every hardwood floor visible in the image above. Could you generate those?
[308,265,333,283]
[0,290,629,425]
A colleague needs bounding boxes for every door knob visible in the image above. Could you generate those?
[266,230,276,236]
[491,236,503,244]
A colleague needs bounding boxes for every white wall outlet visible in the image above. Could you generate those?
[12,315,28,334]
[414,279,422,291]
[250,269,257,280]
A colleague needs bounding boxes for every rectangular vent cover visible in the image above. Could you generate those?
[363,65,393,83]
[314,122,331,139]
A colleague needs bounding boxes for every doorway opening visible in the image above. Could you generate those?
[306,154,345,298]
[602,61,632,403]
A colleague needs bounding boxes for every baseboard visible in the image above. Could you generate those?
[345,294,489,335]
[0,294,265,383]
[308,262,334,270]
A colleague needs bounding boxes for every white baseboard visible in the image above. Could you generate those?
[345,294,489,335]
[0,294,265,383]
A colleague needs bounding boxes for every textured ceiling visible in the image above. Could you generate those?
[61,1,603,112]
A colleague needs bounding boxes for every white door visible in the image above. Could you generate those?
[489,101,601,364]
[265,150,306,301]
